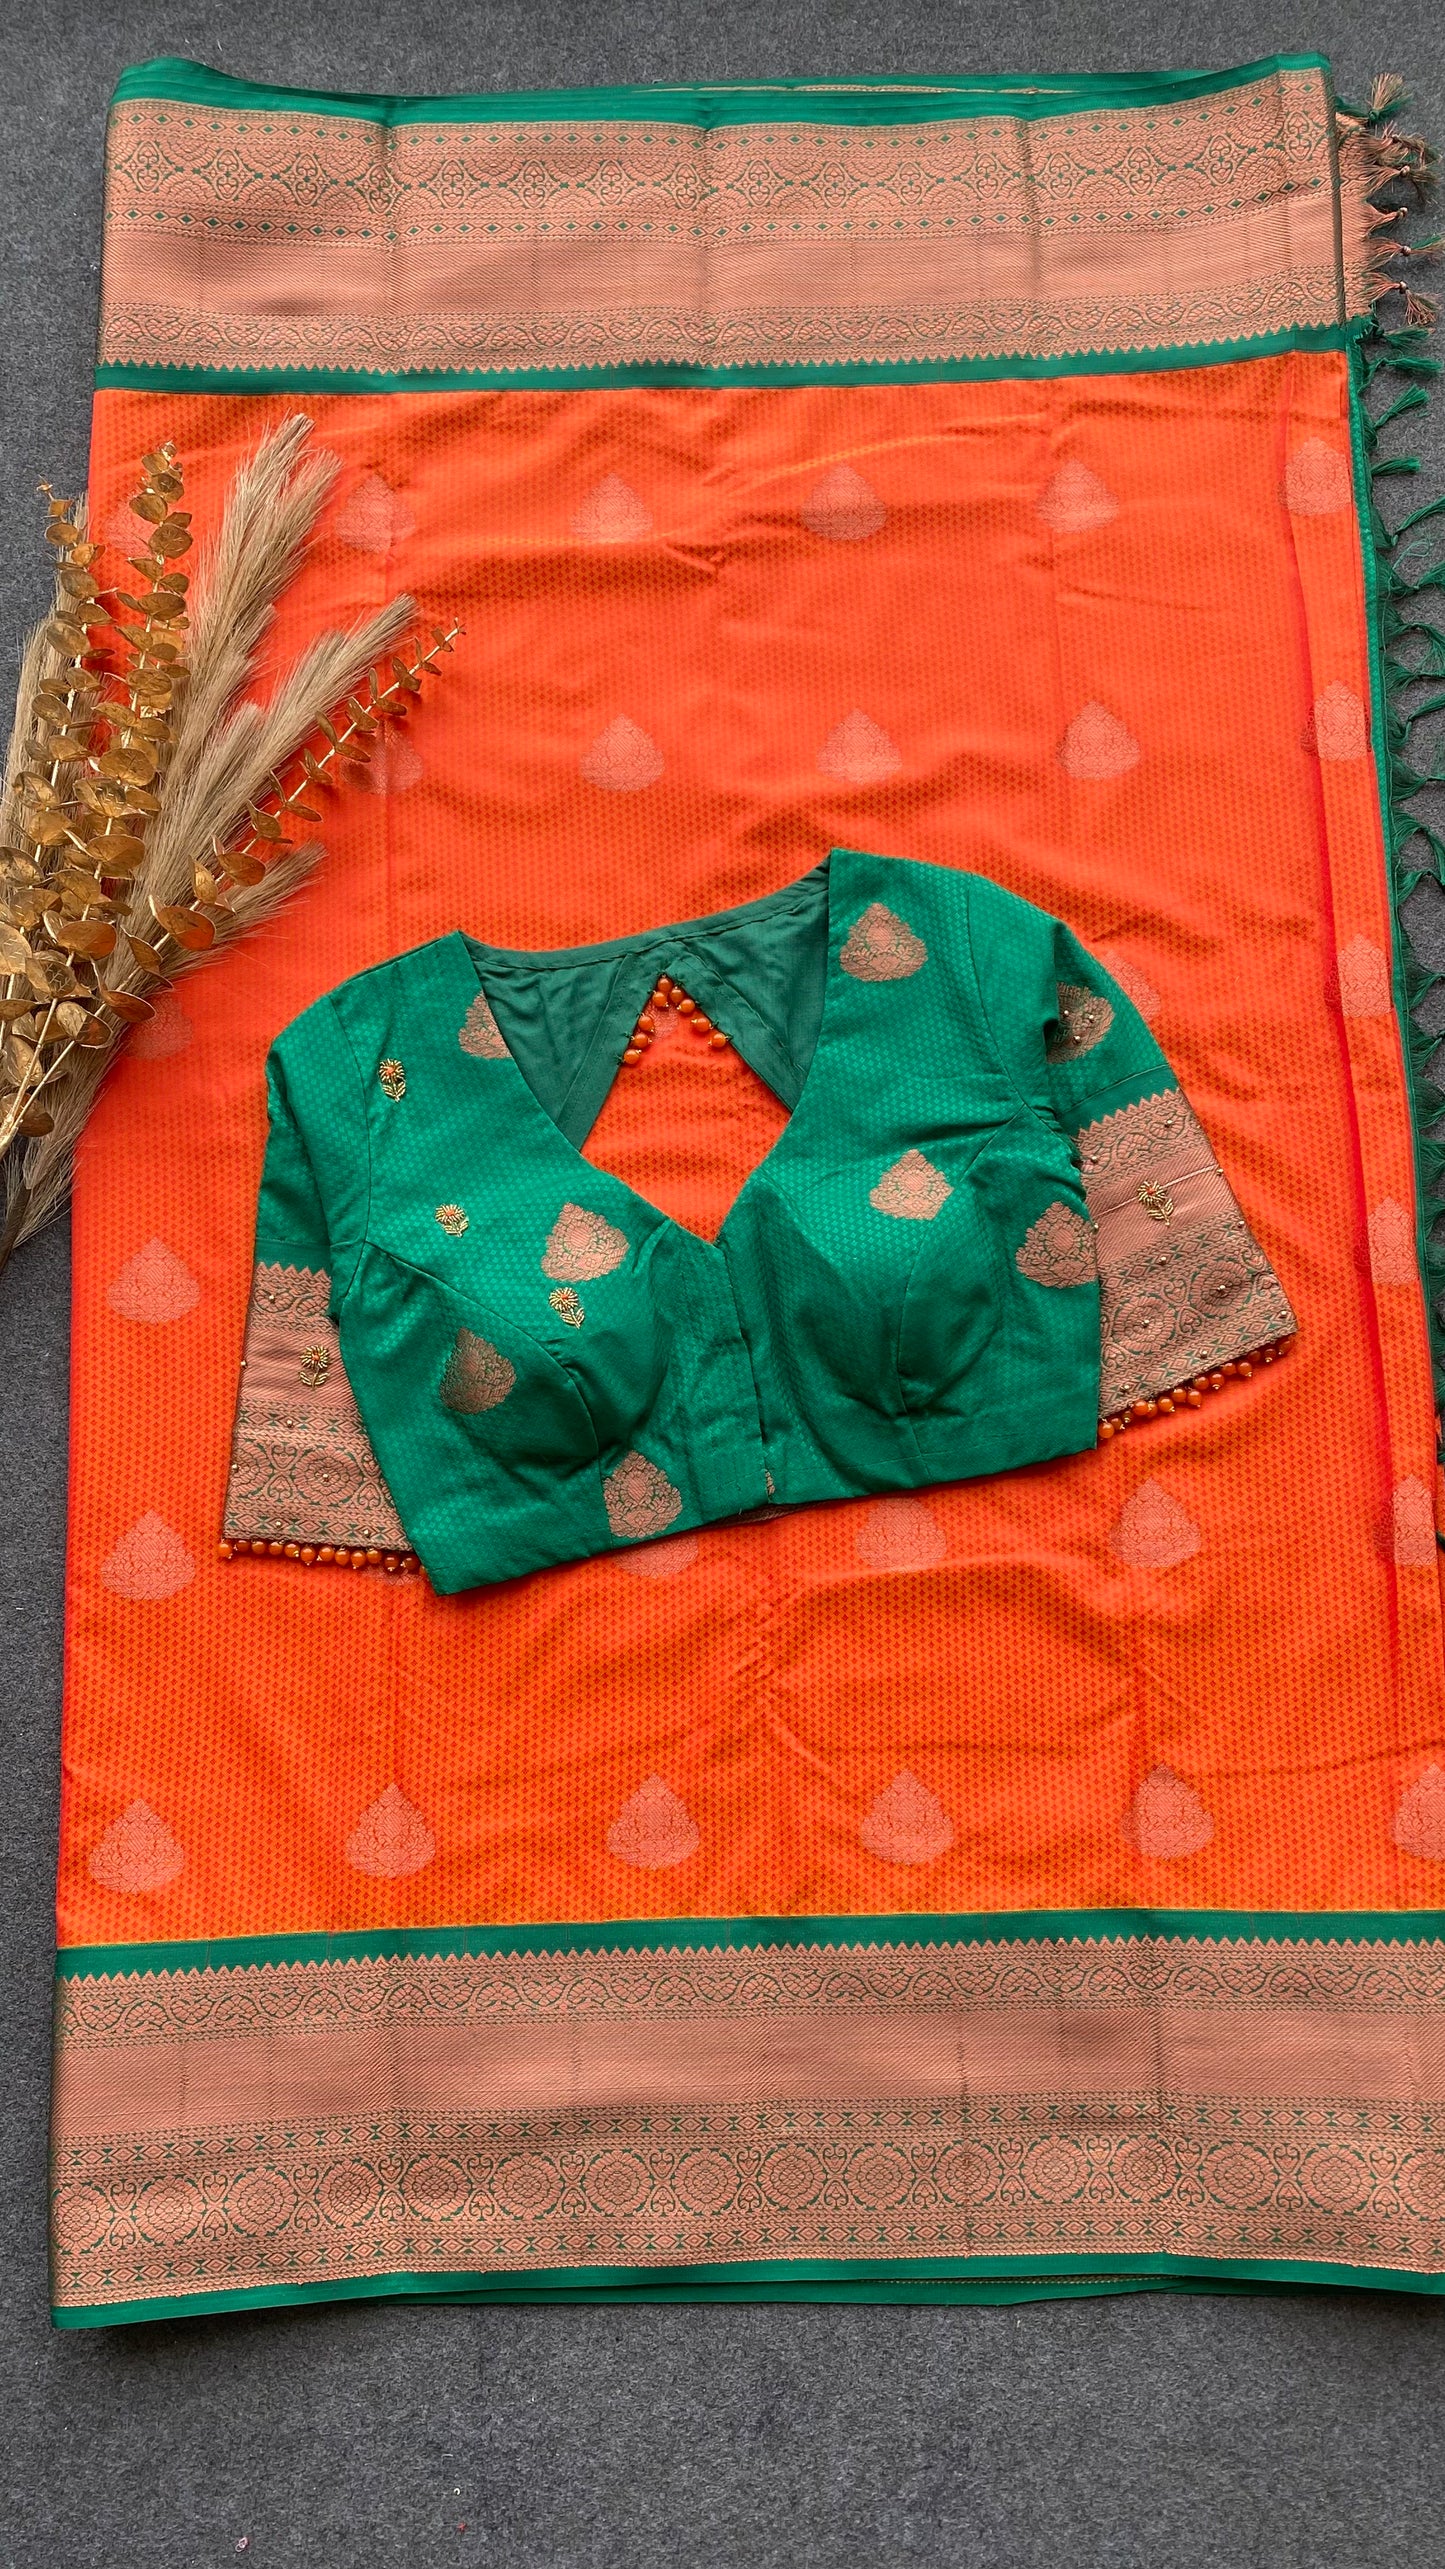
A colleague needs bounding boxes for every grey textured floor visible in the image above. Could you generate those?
[4,7,1445,2566]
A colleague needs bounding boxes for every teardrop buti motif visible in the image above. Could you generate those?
[1392,1765,1445,1861]
[817,710,903,785]
[869,1148,952,1222]
[87,1798,186,1894]
[1284,439,1352,517]
[625,1530,700,1579]
[1307,682,1368,761]
[356,731,423,796]
[1390,1476,1436,1567]
[1110,1480,1201,1570]
[1369,1197,1417,1285]
[839,902,927,981]
[854,1495,947,1571]
[333,473,417,553]
[607,1774,700,1868]
[1015,1202,1097,1287]
[1122,1765,1215,1858]
[1059,702,1140,780]
[344,1783,436,1879]
[800,462,887,540]
[860,1770,955,1865]
[580,716,664,791]
[604,1450,684,1541]
[572,474,654,542]
[440,1328,516,1414]
[1337,935,1392,1019]
[106,1237,200,1324]
[101,1512,196,1601]
[542,1202,629,1281]
[458,990,511,1058]
[1096,946,1160,1023]
[1046,983,1115,1060]
[1036,460,1119,532]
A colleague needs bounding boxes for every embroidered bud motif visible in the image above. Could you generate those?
[869,1149,952,1222]
[345,1783,435,1879]
[1137,1181,1174,1223]
[87,1798,187,1894]
[860,1770,955,1865]
[435,1204,469,1236]
[840,902,927,981]
[1392,1766,1445,1862]
[607,1775,700,1868]
[1046,984,1115,1059]
[299,1343,332,1388]
[1122,1765,1215,1859]
[604,1450,684,1540]
[800,463,887,541]
[440,1328,516,1413]
[549,1286,585,1327]
[1015,1202,1097,1287]
[458,991,510,1058]
[543,1202,629,1281]
[378,1057,406,1100]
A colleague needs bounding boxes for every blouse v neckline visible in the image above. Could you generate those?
[447,853,843,1252]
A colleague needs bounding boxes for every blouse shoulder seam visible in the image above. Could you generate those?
[323,989,373,1302]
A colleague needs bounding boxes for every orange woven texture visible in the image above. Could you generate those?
[61,354,1445,1942]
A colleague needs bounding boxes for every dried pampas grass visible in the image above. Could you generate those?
[0,416,460,1273]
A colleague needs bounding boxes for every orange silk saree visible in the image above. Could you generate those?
[49,54,1445,2323]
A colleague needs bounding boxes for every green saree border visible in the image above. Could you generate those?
[93,328,1350,400]
[55,1905,1445,1978]
[111,51,1332,128]
[52,2253,1445,2331]
[1342,94,1445,1409]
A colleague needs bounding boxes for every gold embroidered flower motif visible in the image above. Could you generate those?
[298,1342,332,1388]
[458,990,511,1059]
[1137,1180,1175,1222]
[1045,983,1115,1061]
[435,1203,469,1236]
[542,1202,629,1281]
[378,1057,406,1100]
[440,1327,516,1413]
[1014,1202,1097,1287]
[869,1149,952,1222]
[604,1449,684,1540]
[549,1286,585,1327]
[839,901,927,982]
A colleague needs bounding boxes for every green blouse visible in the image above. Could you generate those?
[223,849,1294,1591]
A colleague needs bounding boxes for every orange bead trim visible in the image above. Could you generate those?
[622,975,729,1059]
[219,1538,421,1574]
[1096,1334,1294,1443]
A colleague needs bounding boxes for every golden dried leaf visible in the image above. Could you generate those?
[125,933,163,975]
[193,864,221,904]
[128,675,173,709]
[25,812,72,847]
[17,1105,53,1135]
[78,780,129,815]
[45,616,91,653]
[4,1038,35,1083]
[0,851,41,883]
[0,924,33,972]
[152,524,193,559]
[149,470,183,499]
[217,847,266,887]
[26,954,80,997]
[286,802,321,824]
[345,698,379,733]
[140,448,173,476]
[130,491,167,524]
[301,750,334,787]
[246,808,283,842]
[51,917,117,959]
[116,711,172,741]
[0,999,32,1024]
[151,903,215,952]
[76,1016,110,1048]
[97,747,157,785]
[44,736,90,764]
[53,1000,91,1038]
[43,519,79,546]
[390,657,422,693]
[57,566,99,598]
[69,540,99,567]
[10,895,46,933]
[100,988,154,1025]
[316,716,341,747]
[94,833,145,873]
[143,592,187,623]
[125,787,162,816]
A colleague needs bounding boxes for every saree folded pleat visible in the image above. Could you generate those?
[51,51,1445,2323]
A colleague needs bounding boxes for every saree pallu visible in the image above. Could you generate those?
[50,52,1445,2324]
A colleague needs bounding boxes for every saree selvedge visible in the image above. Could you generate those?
[49,52,1445,2324]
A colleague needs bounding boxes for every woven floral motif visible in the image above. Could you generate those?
[223,1263,407,1550]
[839,901,927,981]
[1014,1201,1097,1287]
[1046,982,1116,1060]
[439,1329,517,1415]
[458,991,511,1058]
[869,1149,952,1222]
[542,1203,630,1281]
[603,1450,684,1540]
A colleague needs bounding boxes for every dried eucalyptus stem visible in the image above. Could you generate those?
[0,418,461,1272]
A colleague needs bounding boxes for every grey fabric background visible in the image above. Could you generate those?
[3,7,1445,2564]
